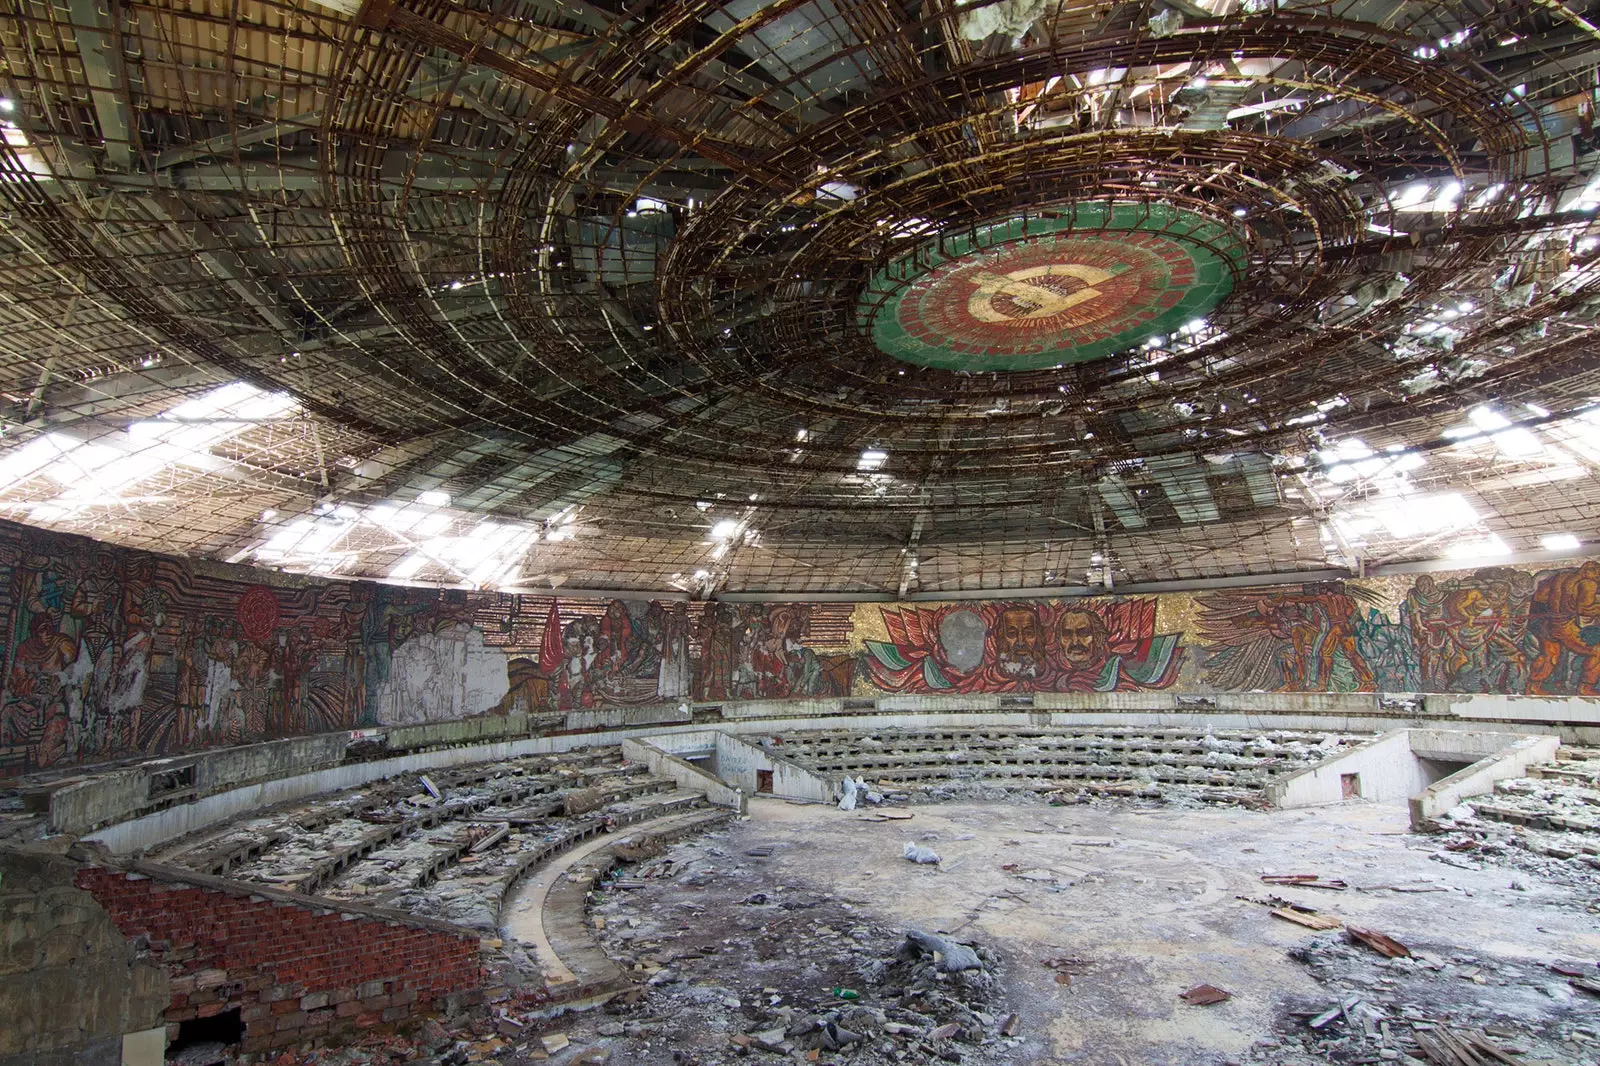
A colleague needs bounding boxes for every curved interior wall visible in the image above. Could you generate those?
[3,517,1599,777]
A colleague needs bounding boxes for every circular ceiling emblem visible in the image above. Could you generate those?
[858,204,1246,371]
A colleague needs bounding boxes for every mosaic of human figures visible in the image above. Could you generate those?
[859,599,1182,693]
[3,518,1600,775]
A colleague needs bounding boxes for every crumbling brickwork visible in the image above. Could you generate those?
[0,848,168,1066]
[75,866,482,1053]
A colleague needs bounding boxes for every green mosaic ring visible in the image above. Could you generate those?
[858,203,1247,372]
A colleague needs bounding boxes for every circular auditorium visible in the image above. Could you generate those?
[1,0,1600,1063]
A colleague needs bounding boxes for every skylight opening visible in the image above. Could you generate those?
[1541,532,1581,552]
[384,519,539,585]
[1334,492,1479,541]
[858,448,889,472]
[0,383,298,510]
[1446,534,1510,560]
[1445,405,1545,457]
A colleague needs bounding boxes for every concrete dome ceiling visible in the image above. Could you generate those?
[1,0,1599,594]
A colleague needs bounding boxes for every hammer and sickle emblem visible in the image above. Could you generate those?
[967,264,1117,323]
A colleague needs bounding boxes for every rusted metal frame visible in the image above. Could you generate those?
[766,30,1517,175]
[688,137,1337,409]
[364,2,795,187]
[65,0,140,168]
[489,146,708,428]
[320,12,574,442]
[834,0,993,193]
[0,142,394,434]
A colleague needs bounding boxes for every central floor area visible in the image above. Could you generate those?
[538,795,1600,1066]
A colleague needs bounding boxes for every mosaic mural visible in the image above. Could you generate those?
[859,600,1182,693]
[3,518,1599,776]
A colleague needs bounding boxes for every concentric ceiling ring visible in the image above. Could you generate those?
[857,204,1246,371]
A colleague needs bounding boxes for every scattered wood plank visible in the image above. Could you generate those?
[1346,925,1411,958]
[1271,906,1343,930]
[1179,984,1230,1005]
[1308,996,1361,1029]
[1416,1025,1523,1066]
[469,824,511,853]
[1261,874,1348,890]
[1571,976,1600,998]
[420,774,442,800]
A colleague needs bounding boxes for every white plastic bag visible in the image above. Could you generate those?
[838,776,858,811]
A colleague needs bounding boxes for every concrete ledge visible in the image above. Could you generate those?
[1265,731,1422,808]
[1259,728,1563,832]
[1410,733,1562,830]
[619,737,745,813]
[535,808,732,1008]
[63,707,1599,854]
[710,734,836,803]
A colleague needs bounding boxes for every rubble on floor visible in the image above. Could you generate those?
[1425,748,1600,902]
[1240,931,1600,1065]
[569,825,1027,1065]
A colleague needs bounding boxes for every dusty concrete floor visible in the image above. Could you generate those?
[529,795,1600,1066]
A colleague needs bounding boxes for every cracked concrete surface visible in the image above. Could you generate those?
[556,795,1600,1065]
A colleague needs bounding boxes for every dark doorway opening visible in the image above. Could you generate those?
[1341,773,1361,799]
[756,769,774,794]
[1418,757,1474,785]
[168,1008,244,1063]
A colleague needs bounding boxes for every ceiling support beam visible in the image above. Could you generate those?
[144,193,299,333]
[68,0,136,169]
[150,65,514,172]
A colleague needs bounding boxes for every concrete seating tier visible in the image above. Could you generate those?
[1473,747,1600,837]
[398,788,716,931]
[146,745,719,942]
[769,727,1358,797]
[149,748,629,879]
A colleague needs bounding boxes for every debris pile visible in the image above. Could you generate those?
[1240,931,1600,1065]
[576,826,1028,1064]
[1427,753,1600,901]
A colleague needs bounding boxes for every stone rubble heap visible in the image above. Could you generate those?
[1428,747,1600,899]
[1241,931,1600,1065]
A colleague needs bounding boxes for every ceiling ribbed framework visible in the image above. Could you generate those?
[2,0,1600,594]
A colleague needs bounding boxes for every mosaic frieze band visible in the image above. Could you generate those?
[1,520,1595,774]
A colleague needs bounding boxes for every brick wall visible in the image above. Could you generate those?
[75,866,482,1054]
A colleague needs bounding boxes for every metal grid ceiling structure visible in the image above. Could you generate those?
[1,0,1600,595]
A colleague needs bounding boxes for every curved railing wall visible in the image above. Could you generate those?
[25,695,1591,854]
[2,518,1598,782]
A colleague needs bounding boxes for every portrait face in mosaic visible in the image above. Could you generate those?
[996,607,1045,674]
[1057,608,1110,671]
